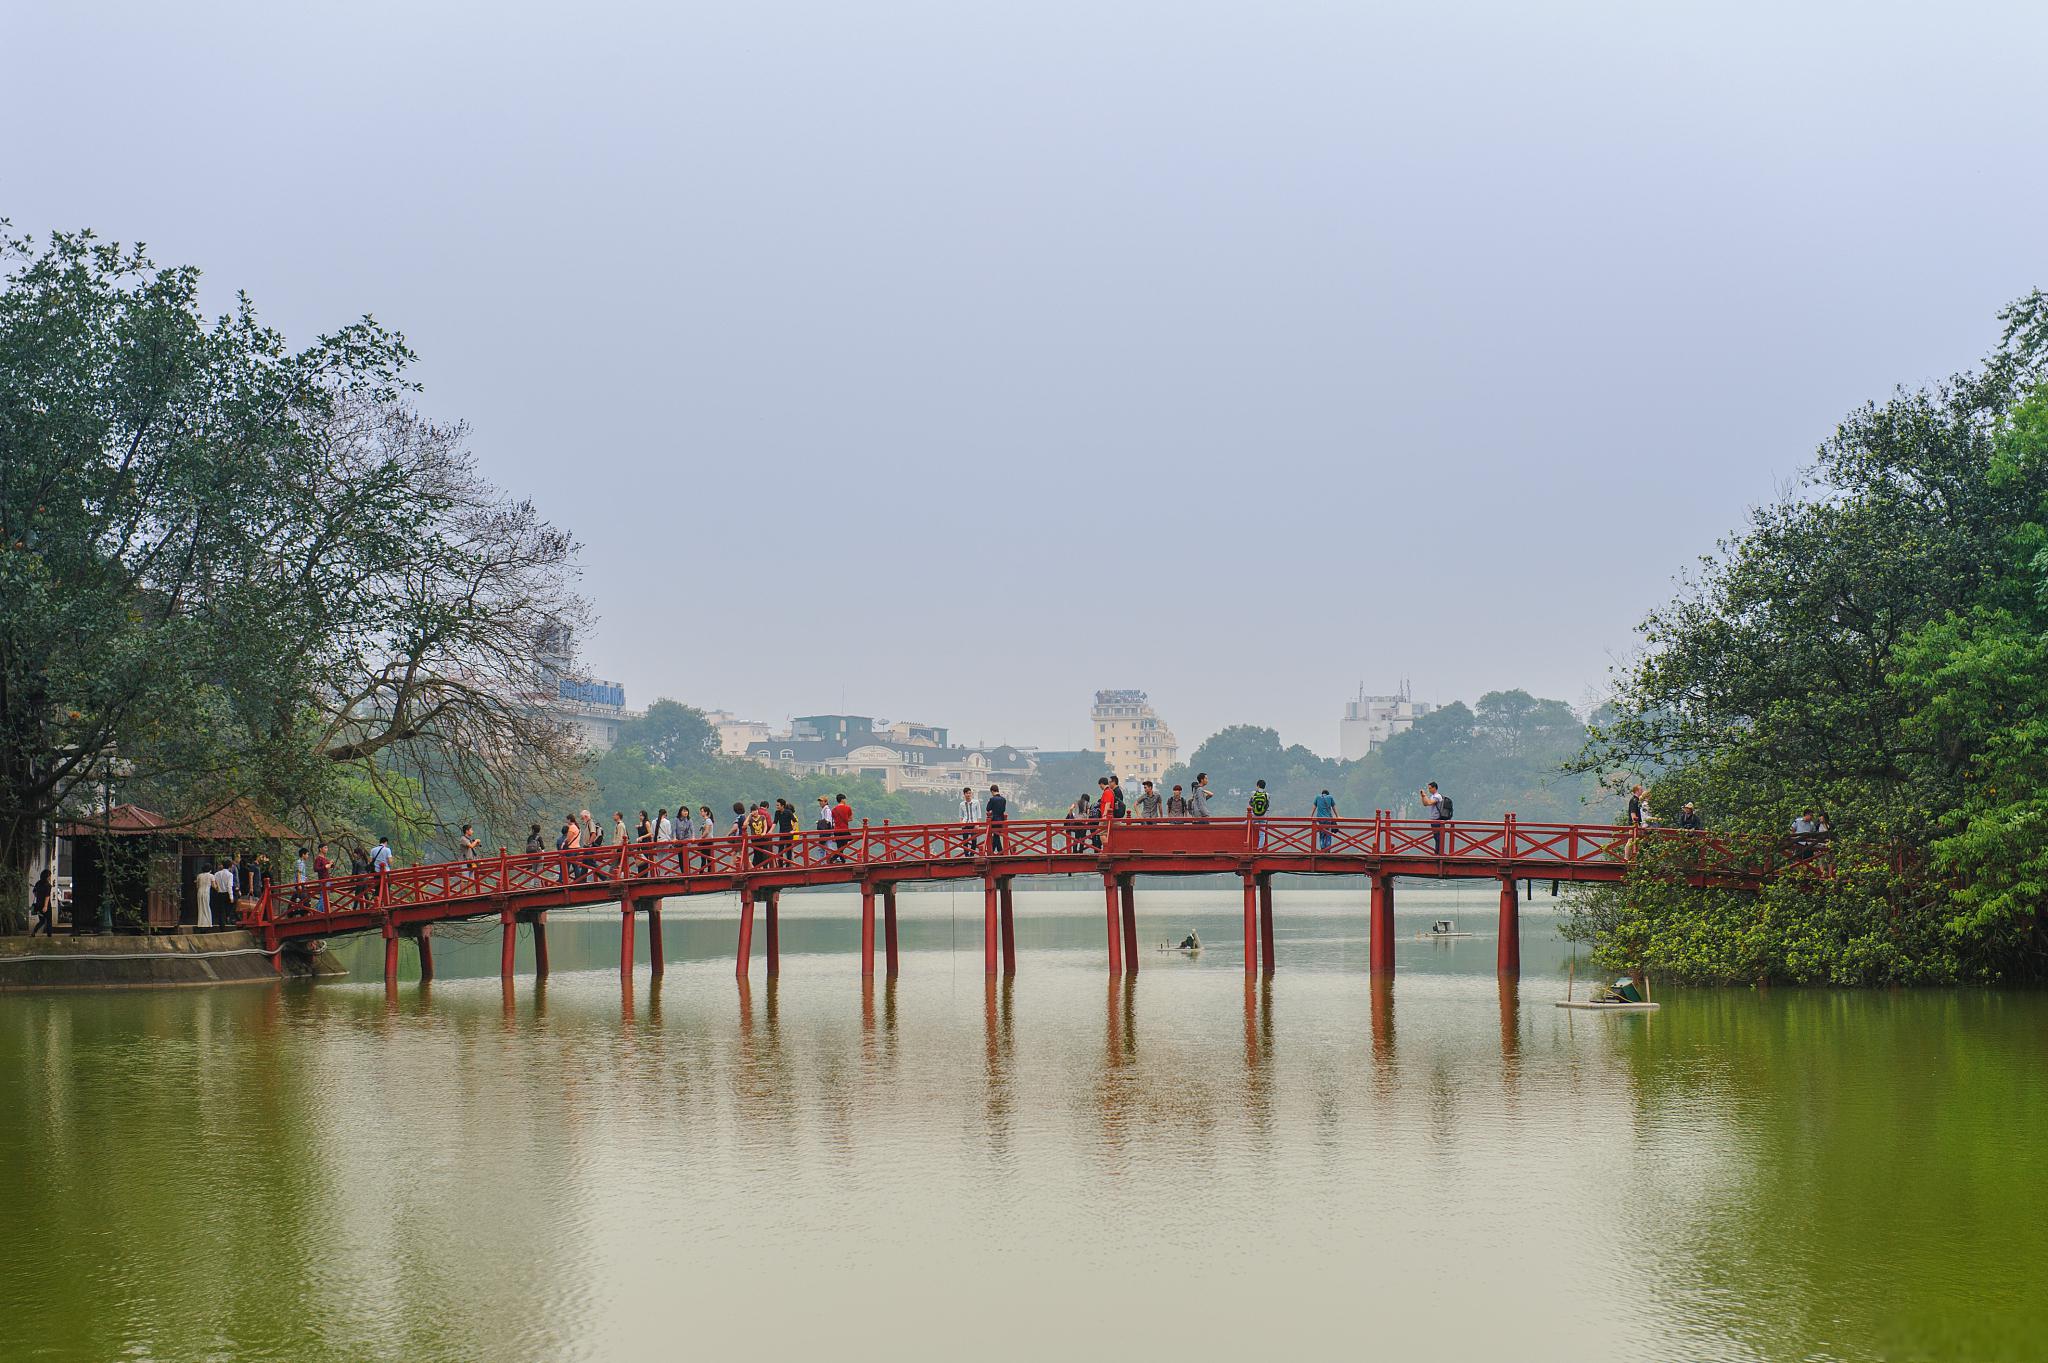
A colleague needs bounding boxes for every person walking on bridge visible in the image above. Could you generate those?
[1312,788,1338,850]
[1677,802,1703,831]
[525,824,545,855]
[1166,784,1189,819]
[1248,780,1271,848]
[1096,778,1116,847]
[698,805,719,870]
[831,793,854,863]
[1133,780,1163,820]
[1066,795,1093,854]
[1189,772,1214,822]
[985,783,1008,854]
[1420,782,1451,853]
[958,787,983,857]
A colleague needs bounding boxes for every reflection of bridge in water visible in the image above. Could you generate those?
[252,816,1785,987]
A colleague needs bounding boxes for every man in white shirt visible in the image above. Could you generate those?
[213,862,237,925]
[958,786,982,856]
[370,837,393,874]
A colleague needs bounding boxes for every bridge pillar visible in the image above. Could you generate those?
[1119,877,1139,977]
[1101,873,1124,975]
[736,886,756,979]
[500,907,516,980]
[619,898,636,978]
[983,875,999,977]
[1369,873,1394,977]
[383,922,399,985]
[998,878,1016,976]
[1241,873,1257,976]
[647,898,664,979]
[1257,874,1276,974]
[1496,874,1520,978]
[765,890,780,977]
[883,885,899,977]
[532,911,549,979]
[860,883,877,978]
[415,925,434,983]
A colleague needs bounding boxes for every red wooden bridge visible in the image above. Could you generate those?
[248,816,1789,985]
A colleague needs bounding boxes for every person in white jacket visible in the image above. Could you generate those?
[958,787,982,856]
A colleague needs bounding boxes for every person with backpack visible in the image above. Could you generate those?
[1420,782,1452,854]
[1110,775,1128,820]
[1066,794,1094,854]
[1312,788,1338,850]
[1165,784,1189,819]
[1248,779,1272,848]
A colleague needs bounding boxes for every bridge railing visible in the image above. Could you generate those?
[250,816,1787,928]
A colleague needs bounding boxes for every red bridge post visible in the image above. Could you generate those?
[532,911,549,979]
[860,883,877,978]
[982,875,999,977]
[1119,877,1138,976]
[883,884,899,977]
[1101,873,1124,975]
[1496,874,1520,978]
[1241,873,1257,976]
[647,897,665,979]
[382,921,399,986]
[415,925,434,983]
[765,889,781,977]
[998,877,1016,976]
[1369,873,1394,977]
[736,885,755,979]
[1258,874,1276,974]
[619,898,636,978]
[499,906,516,980]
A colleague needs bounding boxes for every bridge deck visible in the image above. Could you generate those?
[250,817,1794,984]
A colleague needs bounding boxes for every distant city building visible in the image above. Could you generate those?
[746,714,1033,794]
[705,710,782,756]
[1091,690,1178,785]
[536,627,637,751]
[1339,681,1436,761]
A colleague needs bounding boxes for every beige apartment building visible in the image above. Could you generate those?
[1092,690,1179,784]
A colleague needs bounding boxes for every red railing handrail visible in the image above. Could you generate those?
[250,815,1800,928]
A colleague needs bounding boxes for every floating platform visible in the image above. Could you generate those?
[1555,1000,1660,1012]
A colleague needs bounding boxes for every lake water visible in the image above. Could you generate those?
[3,881,2042,1362]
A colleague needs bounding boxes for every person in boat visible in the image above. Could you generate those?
[1178,930,1201,950]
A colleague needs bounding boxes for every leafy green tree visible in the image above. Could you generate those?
[0,226,585,926]
[617,699,715,769]
[1575,291,2048,983]
[1019,749,1112,812]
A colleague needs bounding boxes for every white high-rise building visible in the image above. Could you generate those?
[1339,681,1436,761]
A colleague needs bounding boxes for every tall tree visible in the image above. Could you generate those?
[0,226,586,925]
[1575,291,2048,983]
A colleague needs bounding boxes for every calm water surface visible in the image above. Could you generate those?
[3,882,2042,1362]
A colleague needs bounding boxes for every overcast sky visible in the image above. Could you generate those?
[8,0,2045,755]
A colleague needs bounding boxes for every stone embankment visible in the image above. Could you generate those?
[0,931,346,989]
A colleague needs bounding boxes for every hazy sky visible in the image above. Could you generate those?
[9,0,2045,755]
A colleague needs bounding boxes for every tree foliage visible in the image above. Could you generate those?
[0,225,585,925]
[1161,692,1600,821]
[1574,291,2048,984]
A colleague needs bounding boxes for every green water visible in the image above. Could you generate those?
[3,882,2042,1362]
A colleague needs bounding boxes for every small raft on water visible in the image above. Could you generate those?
[1157,935,1202,955]
[1557,967,1660,1012]
[1415,919,1477,940]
